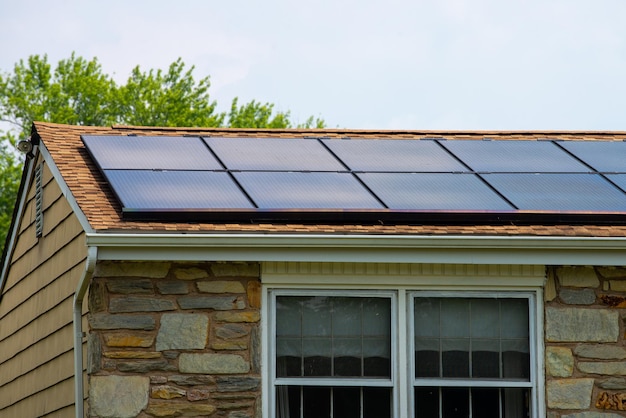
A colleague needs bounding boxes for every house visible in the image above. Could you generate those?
[1,121,626,418]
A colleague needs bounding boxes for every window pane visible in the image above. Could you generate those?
[364,337,391,377]
[470,299,500,338]
[302,297,331,336]
[276,297,302,336]
[415,387,439,418]
[442,338,470,378]
[333,387,360,418]
[363,298,391,336]
[334,337,362,376]
[414,296,531,381]
[414,297,440,338]
[363,387,392,418]
[303,386,331,418]
[333,297,362,336]
[303,337,332,376]
[503,388,530,418]
[442,387,469,418]
[415,338,440,377]
[277,386,391,418]
[441,299,469,337]
[472,388,500,418]
[276,337,302,377]
[276,385,300,418]
[472,339,500,378]
[276,295,391,378]
[501,299,529,338]
[502,339,530,379]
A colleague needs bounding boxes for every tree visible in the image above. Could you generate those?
[0,54,325,250]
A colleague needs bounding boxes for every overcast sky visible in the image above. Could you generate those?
[1,0,625,130]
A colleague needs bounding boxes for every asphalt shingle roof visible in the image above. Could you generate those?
[32,121,626,237]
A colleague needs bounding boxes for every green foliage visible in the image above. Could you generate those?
[118,59,224,127]
[0,134,22,248]
[0,53,326,253]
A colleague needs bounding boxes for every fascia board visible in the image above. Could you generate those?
[87,233,626,266]
[39,142,94,234]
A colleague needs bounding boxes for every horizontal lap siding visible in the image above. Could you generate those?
[0,160,88,418]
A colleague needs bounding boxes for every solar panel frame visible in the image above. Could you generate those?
[82,135,223,170]
[440,140,592,173]
[322,139,469,172]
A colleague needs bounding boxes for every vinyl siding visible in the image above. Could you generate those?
[0,158,88,418]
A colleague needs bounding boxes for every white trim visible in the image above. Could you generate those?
[39,142,94,234]
[88,233,626,265]
[262,262,546,287]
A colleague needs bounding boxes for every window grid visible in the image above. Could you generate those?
[410,292,535,418]
[271,291,396,418]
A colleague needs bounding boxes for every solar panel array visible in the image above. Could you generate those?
[81,135,626,223]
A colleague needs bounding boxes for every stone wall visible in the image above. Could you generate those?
[546,266,626,418]
[87,261,261,418]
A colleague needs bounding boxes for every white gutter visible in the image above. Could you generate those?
[87,233,626,266]
[73,245,97,418]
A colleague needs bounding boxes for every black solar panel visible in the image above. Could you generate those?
[80,134,626,223]
[441,140,590,173]
[82,135,222,170]
[233,172,383,209]
[559,141,626,173]
[103,170,254,210]
[482,173,626,211]
[204,137,346,171]
[357,173,512,210]
[606,174,626,192]
[323,139,468,172]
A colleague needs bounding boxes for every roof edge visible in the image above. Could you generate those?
[87,232,626,266]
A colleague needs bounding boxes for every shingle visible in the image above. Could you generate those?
[32,121,626,237]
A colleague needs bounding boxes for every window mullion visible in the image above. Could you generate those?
[397,289,407,418]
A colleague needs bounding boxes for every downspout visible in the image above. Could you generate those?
[74,245,98,418]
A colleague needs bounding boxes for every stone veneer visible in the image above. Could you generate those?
[86,261,626,417]
[546,266,626,417]
[87,261,261,418]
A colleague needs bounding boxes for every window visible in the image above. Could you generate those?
[269,290,537,418]
[411,294,533,418]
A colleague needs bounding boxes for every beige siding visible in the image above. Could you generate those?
[0,158,88,418]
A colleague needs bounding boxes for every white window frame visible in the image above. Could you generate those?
[262,262,545,418]
[269,289,398,418]
[408,291,538,418]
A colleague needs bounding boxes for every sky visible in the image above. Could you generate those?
[1,0,626,131]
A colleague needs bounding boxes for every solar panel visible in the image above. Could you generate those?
[357,172,513,211]
[82,135,222,170]
[233,172,383,209]
[322,139,468,172]
[559,141,626,173]
[80,135,626,223]
[441,140,590,173]
[103,170,254,210]
[204,137,346,171]
[481,173,626,211]
[606,174,626,192]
